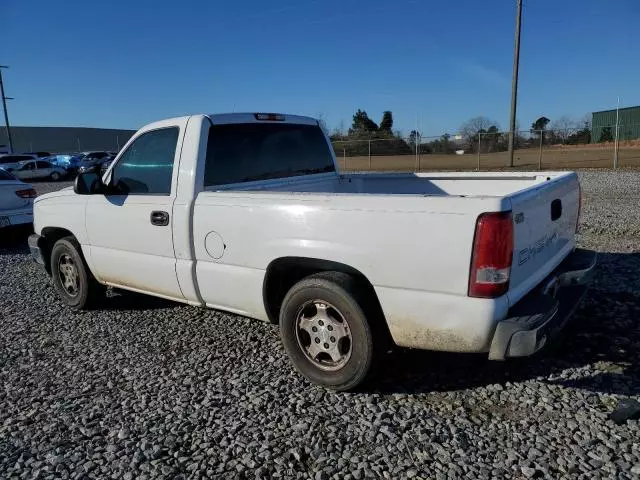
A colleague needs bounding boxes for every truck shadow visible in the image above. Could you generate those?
[0,225,33,254]
[373,252,640,397]
[0,234,177,312]
[2,233,638,395]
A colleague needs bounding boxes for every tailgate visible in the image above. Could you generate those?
[508,173,580,305]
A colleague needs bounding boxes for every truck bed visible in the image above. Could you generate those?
[202,170,580,312]
[210,171,565,198]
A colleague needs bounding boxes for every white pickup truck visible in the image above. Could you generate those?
[29,113,596,390]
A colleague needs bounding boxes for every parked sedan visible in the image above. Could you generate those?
[11,159,68,181]
[24,151,52,158]
[0,154,38,172]
[80,151,111,161]
[100,156,116,175]
[45,154,84,175]
[77,154,117,177]
[0,169,36,229]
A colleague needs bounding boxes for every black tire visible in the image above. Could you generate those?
[279,271,381,391]
[50,171,61,181]
[50,236,104,309]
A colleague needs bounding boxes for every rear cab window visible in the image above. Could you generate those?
[204,123,334,187]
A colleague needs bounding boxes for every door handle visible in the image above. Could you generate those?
[150,210,170,226]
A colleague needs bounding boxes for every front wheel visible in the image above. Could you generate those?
[50,236,104,309]
[279,272,377,391]
[50,171,61,181]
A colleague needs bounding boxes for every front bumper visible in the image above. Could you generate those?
[28,233,46,266]
[488,248,597,360]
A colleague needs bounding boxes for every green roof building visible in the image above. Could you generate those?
[592,106,640,143]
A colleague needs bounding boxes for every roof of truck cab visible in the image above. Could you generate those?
[206,113,318,125]
[137,113,320,132]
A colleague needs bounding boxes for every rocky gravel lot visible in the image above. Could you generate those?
[1,172,639,479]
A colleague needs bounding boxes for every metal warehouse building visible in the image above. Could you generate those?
[592,106,640,143]
[0,126,136,154]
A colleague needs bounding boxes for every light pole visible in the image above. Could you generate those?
[0,65,14,153]
[507,0,523,167]
[613,96,620,169]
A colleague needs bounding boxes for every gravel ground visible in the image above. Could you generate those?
[1,172,639,480]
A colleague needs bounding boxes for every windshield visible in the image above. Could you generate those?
[204,123,335,186]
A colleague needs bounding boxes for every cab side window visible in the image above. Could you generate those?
[111,127,179,195]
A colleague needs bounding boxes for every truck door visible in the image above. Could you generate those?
[85,120,187,300]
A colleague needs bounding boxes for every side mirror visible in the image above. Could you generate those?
[74,168,105,195]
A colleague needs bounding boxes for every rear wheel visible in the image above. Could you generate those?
[279,272,378,391]
[50,236,104,309]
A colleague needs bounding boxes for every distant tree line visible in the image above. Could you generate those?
[330,110,595,157]
[330,110,412,156]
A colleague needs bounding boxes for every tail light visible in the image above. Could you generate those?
[15,188,37,199]
[468,211,514,298]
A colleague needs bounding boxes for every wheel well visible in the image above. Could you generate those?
[262,257,384,324]
[40,227,75,275]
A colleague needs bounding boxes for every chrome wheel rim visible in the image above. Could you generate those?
[295,301,352,371]
[58,254,80,297]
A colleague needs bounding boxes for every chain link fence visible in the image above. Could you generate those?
[334,124,640,172]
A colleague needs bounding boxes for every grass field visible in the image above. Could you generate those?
[337,145,640,171]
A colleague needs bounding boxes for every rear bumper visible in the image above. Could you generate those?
[488,248,597,360]
[28,233,46,266]
[0,209,33,227]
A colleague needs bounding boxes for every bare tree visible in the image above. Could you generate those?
[330,120,347,140]
[459,116,500,143]
[579,113,591,129]
[459,116,500,151]
[550,115,577,141]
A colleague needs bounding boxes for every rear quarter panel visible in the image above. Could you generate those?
[192,192,508,350]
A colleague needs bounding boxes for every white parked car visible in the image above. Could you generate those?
[11,159,67,181]
[28,113,596,390]
[0,169,36,229]
[0,153,38,172]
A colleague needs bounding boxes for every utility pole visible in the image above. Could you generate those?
[613,96,620,169]
[507,0,523,167]
[0,65,14,153]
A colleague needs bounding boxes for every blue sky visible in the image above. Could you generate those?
[3,0,639,136]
